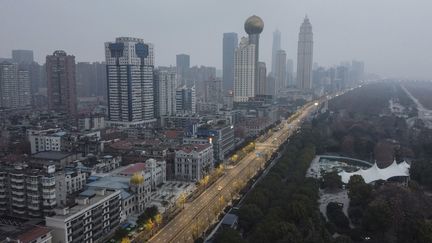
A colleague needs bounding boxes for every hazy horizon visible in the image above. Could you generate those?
[1,0,431,79]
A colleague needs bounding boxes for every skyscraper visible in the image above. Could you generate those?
[234,15,264,102]
[46,50,77,116]
[0,62,31,108]
[222,33,238,91]
[105,37,156,127]
[256,62,267,96]
[154,68,177,117]
[274,50,287,95]
[296,16,313,90]
[12,50,34,64]
[176,54,190,87]
[234,37,256,102]
[271,30,281,75]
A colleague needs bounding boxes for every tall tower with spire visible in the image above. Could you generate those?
[296,16,313,90]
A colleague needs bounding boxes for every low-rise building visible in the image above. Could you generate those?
[85,159,166,221]
[78,115,105,131]
[28,129,66,154]
[55,168,88,207]
[175,144,214,181]
[29,151,79,170]
[0,221,52,243]
[193,122,235,162]
[45,188,121,243]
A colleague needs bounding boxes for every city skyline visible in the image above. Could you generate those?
[1,0,431,79]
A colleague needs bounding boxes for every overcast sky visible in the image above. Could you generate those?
[1,0,431,79]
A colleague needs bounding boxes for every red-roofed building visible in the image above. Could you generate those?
[119,162,146,176]
[175,144,213,181]
[16,226,52,243]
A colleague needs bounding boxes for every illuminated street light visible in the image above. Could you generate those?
[314,102,319,106]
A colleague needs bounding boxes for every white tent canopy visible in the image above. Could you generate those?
[339,160,410,184]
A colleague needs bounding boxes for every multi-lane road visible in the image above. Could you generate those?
[145,102,319,243]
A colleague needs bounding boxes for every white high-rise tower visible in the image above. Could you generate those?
[234,15,264,102]
[234,37,256,102]
[296,16,313,90]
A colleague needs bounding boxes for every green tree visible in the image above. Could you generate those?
[326,202,349,231]
[214,228,245,243]
[347,175,372,208]
[113,227,129,240]
[322,171,343,190]
[334,235,353,243]
[238,204,264,232]
[362,200,392,233]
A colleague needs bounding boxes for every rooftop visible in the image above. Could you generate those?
[32,151,73,160]
[177,143,212,153]
[17,226,51,243]
[120,163,146,175]
[46,189,119,221]
[339,160,410,184]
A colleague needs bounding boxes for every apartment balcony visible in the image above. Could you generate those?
[12,207,26,215]
[12,196,25,203]
[93,214,103,223]
[10,177,24,183]
[11,190,25,196]
[42,180,55,187]
[42,194,56,200]
[0,194,6,199]
[11,184,25,190]
[43,200,56,206]
[27,191,39,197]
[26,183,39,190]
[28,211,42,217]
[72,234,84,243]
[26,179,39,185]
[42,187,56,194]
[28,204,41,211]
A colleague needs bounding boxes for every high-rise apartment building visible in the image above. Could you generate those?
[271,30,281,75]
[0,164,57,218]
[46,50,77,116]
[154,68,177,118]
[0,62,31,108]
[105,37,156,127]
[176,85,196,114]
[222,33,238,91]
[296,16,313,90]
[234,37,256,102]
[176,54,190,87]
